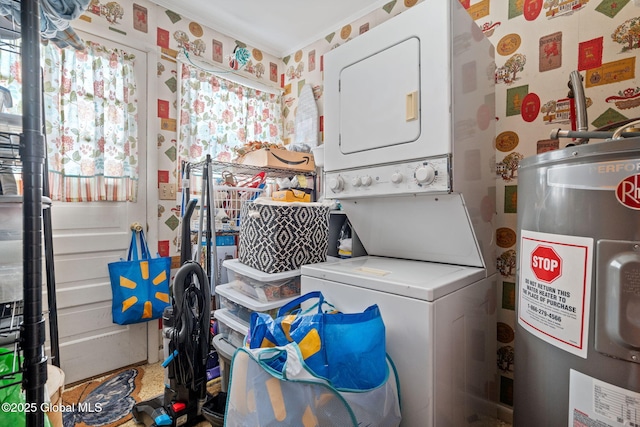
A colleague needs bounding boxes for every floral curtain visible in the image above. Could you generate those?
[0,48,21,114]
[178,62,282,164]
[0,44,24,194]
[43,41,139,202]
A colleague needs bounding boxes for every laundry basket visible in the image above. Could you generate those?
[212,186,263,232]
[225,343,401,427]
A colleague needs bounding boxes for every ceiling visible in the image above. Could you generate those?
[149,0,390,58]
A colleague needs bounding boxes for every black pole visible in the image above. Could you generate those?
[21,1,48,427]
[41,73,60,368]
[204,155,212,283]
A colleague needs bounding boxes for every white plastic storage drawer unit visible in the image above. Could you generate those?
[223,259,301,302]
[216,283,300,326]
[213,308,249,348]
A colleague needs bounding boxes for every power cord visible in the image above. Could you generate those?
[170,261,211,392]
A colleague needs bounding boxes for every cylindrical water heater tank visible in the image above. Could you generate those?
[515,137,640,426]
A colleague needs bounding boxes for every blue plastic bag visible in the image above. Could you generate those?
[248,291,387,390]
[108,230,171,325]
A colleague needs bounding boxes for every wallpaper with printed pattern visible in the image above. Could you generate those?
[74,0,640,415]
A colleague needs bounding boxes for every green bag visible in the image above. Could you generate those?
[0,349,51,427]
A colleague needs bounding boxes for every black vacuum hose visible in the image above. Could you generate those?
[170,260,211,392]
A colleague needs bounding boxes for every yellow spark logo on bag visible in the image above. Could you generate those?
[118,260,170,318]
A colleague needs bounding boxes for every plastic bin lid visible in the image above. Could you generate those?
[214,308,249,335]
[223,259,300,282]
[216,283,298,311]
[212,334,237,359]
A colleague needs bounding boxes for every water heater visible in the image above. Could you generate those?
[514,137,640,426]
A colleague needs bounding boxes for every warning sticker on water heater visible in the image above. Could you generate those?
[569,370,640,427]
[518,230,593,359]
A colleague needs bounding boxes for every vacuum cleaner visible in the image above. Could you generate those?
[132,198,214,427]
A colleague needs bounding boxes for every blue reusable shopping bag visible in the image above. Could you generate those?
[248,291,387,390]
[108,230,171,325]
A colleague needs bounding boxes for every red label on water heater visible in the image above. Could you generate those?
[616,174,640,210]
[531,245,562,283]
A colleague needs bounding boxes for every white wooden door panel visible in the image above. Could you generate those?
[48,33,149,384]
[49,282,112,309]
[53,234,126,254]
[54,251,119,279]
[57,327,146,382]
[52,203,126,229]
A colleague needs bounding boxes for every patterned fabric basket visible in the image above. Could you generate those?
[238,200,330,273]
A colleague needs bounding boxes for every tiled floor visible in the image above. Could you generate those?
[122,362,211,426]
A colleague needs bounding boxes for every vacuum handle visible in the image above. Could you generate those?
[180,198,198,265]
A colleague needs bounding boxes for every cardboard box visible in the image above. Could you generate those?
[237,148,315,172]
[271,189,311,203]
[46,364,64,427]
[216,245,237,285]
[193,244,237,286]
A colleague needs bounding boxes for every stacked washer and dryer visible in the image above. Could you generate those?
[300,2,499,426]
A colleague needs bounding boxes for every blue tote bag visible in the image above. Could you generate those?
[249,291,387,390]
[108,230,171,325]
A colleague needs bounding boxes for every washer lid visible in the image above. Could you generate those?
[301,256,485,301]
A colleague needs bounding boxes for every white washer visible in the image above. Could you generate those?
[301,256,496,427]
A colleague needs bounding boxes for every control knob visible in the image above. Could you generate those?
[328,176,344,192]
[361,175,373,187]
[414,164,436,185]
[351,177,362,187]
[391,172,403,184]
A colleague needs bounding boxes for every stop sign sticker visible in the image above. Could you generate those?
[519,230,593,359]
[531,245,562,283]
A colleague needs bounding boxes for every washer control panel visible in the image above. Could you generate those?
[325,156,451,198]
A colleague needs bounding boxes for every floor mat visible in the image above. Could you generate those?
[61,367,143,427]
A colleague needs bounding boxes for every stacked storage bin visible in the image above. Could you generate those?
[214,259,301,344]
[212,200,330,391]
[212,258,302,391]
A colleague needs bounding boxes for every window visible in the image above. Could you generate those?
[0,40,139,201]
[177,61,283,164]
[44,41,139,202]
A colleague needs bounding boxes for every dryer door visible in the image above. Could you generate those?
[339,37,420,155]
[323,0,456,172]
